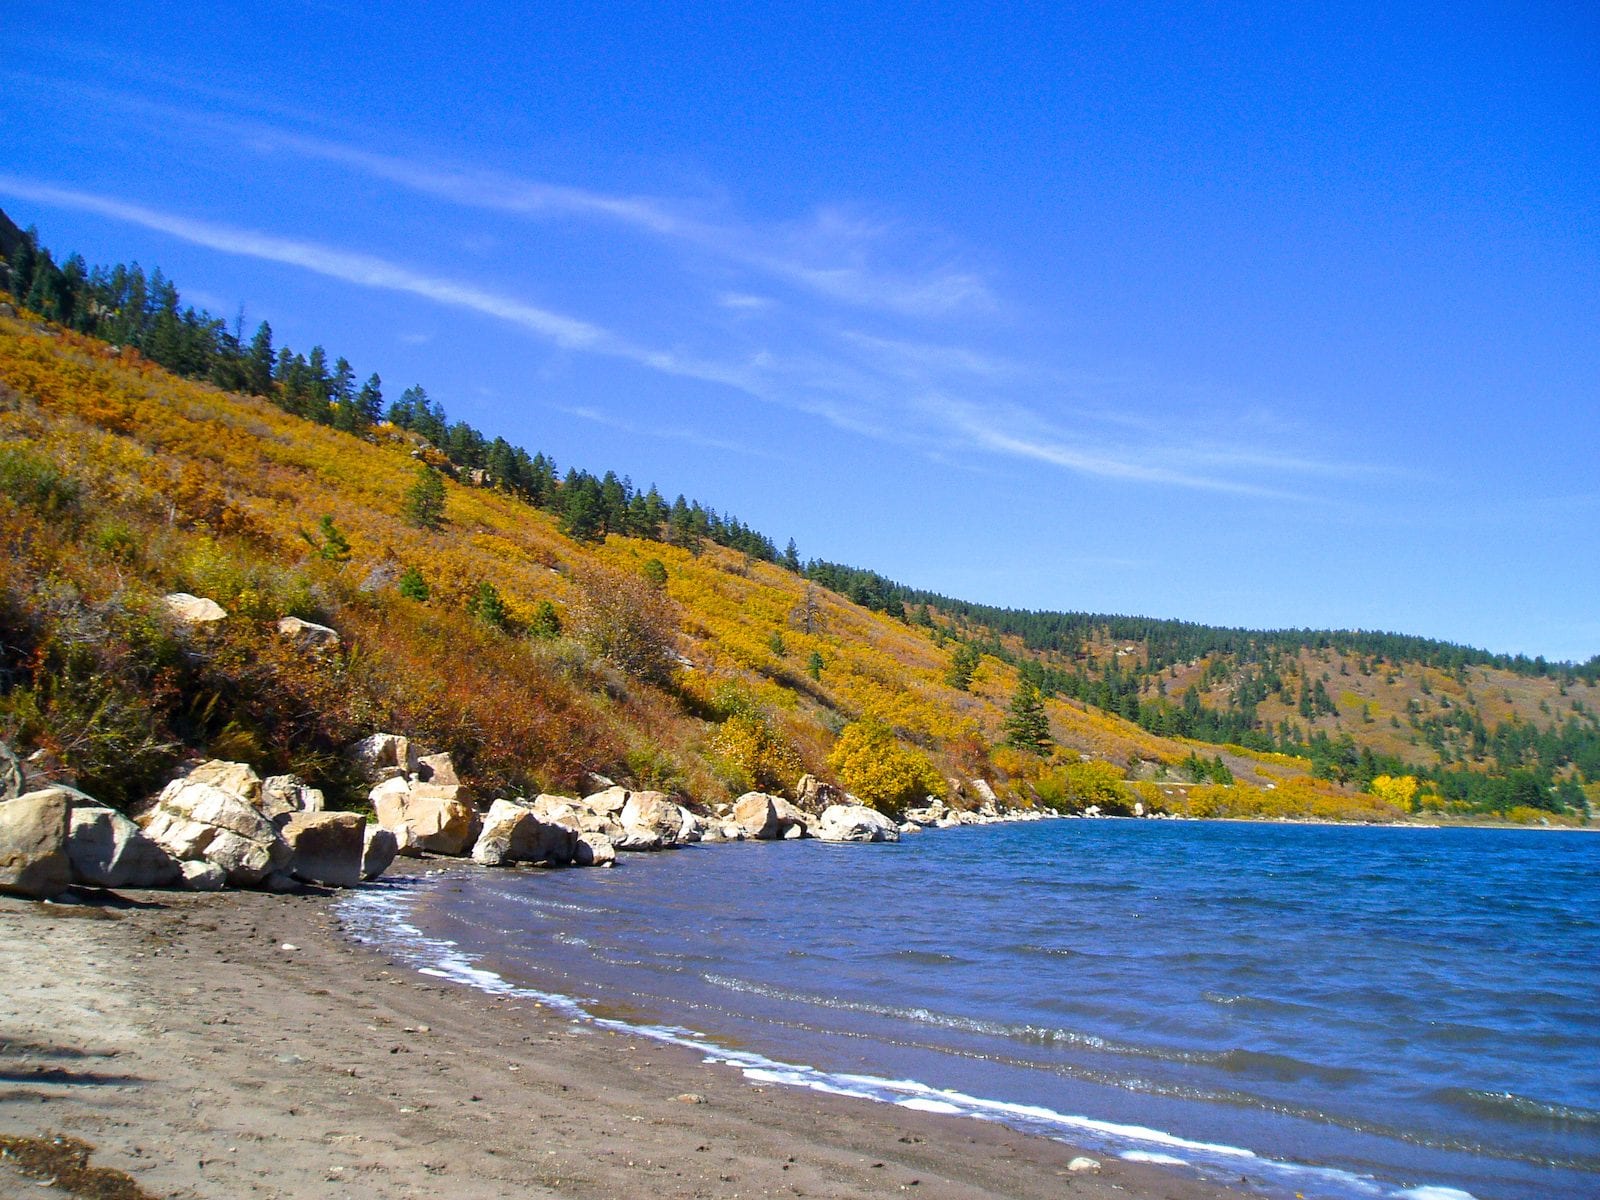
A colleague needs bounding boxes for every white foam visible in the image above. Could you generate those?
[899,1098,966,1115]
[1121,1150,1190,1165]
[1399,1189,1479,1200]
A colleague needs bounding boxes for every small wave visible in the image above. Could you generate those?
[1432,1087,1600,1130]
[1201,991,1315,1016]
[1121,1150,1190,1165]
[886,949,970,967]
[1211,1048,1365,1086]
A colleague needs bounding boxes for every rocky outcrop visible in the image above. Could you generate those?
[278,811,365,888]
[276,616,340,650]
[162,592,227,625]
[67,802,181,888]
[369,777,477,856]
[814,803,900,844]
[141,776,291,887]
[0,790,72,898]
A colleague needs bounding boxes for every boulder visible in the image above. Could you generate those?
[793,774,844,813]
[279,811,365,888]
[361,826,398,880]
[67,803,181,888]
[580,786,631,818]
[732,792,808,840]
[732,792,784,839]
[814,803,900,844]
[276,616,340,650]
[142,778,291,887]
[180,859,227,891]
[0,790,72,898]
[184,759,262,803]
[574,832,616,867]
[0,740,23,802]
[415,752,460,787]
[970,778,999,807]
[470,799,575,867]
[369,778,477,856]
[542,793,622,838]
[162,592,227,625]
[620,791,687,848]
[346,734,420,783]
[259,774,326,818]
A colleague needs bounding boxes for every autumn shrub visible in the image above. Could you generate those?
[0,444,82,519]
[173,538,318,621]
[1032,759,1135,814]
[572,563,681,686]
[0,580,184,808]
[827,716,946,815]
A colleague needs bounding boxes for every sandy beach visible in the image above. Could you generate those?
[0,884,1260,1200]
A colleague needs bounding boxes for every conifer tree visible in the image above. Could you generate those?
[1002,680,1052,754]
[402,466,446,530]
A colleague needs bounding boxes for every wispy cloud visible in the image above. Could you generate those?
[0,171,1347,499]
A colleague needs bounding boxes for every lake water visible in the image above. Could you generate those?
[338,820,1600,1200]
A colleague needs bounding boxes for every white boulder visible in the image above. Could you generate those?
[370,778,477,856]
[814,803,901,844]
[142,777,290,886]
[67,803,180,888]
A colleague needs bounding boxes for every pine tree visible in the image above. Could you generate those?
[1002,681,1052,754]
[402,466,446,530]
[397,566,429,601]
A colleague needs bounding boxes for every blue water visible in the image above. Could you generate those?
[338,820,1600,1200]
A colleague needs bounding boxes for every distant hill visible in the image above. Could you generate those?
[2,211,1595,825]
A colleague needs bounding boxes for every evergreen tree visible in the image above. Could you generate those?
[466,582,509,629]
[397,566,429,601]
[402,466,446,530]
[946,642,981,691]
[1002,681,1052,754]
[528,599,562,640]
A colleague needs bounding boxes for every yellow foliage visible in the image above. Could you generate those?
[827,717,946,815]
[1369,774,1419,811]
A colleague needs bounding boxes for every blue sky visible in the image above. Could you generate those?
[3,2,1596,661]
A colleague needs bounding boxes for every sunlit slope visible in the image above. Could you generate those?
[2,304,1591,824]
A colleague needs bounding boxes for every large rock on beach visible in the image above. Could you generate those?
[574,832,616,867]
[184,759,263,803]
[142,777,291,887]
[470,799,576,866]
[361,826,398,881]
[0,789,72,898]
[67,802,181,888]
[370,777,477,856]
[580,786,631,819]
[415,752,460,787]
[732,792,808,840]
[814,803,900,844]
[259,774,326,819]
[620,790,689,849]
[278,811,365,888]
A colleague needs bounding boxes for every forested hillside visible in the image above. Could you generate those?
[2,214,1595,825]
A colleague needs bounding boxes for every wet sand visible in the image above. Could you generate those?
[0,886,1258,1200]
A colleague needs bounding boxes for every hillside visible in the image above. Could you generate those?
[1,217,1595,826]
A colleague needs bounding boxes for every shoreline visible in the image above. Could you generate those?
[0,885,1256,1200]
